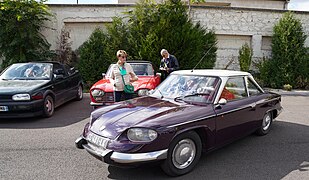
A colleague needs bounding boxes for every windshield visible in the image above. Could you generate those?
[105,63,154,77]
[151,74,220,104]
[130,63,154,76]
[0,63,52,80]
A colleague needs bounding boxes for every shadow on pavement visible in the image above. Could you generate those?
[106,121,309,180]
[0,94,93,129]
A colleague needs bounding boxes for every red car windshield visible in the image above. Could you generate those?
[105,63,154,77]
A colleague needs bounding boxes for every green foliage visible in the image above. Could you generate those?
[283,84,292,91]
[238,43,252,72]
[259,12,308,89]
[77,28,113,89]
[0,0,53,69]
[126,0,217,69]
[77,0,217,88]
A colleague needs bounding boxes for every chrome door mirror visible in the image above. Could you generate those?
[218,98,227,105]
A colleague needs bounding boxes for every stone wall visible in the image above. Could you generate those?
[42,4,309,70]
[191,6,309,69]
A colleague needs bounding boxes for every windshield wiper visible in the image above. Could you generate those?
[174,93,211,103]
[157,89,164,99]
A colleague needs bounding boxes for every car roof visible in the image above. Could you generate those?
[171,69,251,77]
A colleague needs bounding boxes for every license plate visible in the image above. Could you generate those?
[0,106,8,112]
[86,132,109,148]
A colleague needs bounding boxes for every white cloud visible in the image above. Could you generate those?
[288,0,309,11]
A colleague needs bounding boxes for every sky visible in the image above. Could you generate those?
[45,0,309,12]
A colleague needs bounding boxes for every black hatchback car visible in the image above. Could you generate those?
[0,62,83,118]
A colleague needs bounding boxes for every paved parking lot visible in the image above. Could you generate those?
[0,94,308,180]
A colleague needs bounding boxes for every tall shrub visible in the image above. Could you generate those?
[260,12,308,89]
[238,43,252,72]
[77,28,112,88]
[0,0,53,69]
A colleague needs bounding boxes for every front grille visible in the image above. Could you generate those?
[0,95,13,102]
[94,92,114,103]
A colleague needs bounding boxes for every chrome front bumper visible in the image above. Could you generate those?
[75,137,168,164]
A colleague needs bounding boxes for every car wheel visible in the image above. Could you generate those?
[42,95,54,118]
[75,85,83,101]
[256,112,272,136]
[161,131,202,176]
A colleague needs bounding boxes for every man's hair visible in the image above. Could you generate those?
[160,49,168,56]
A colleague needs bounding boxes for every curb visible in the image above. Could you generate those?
[266,89,309,97]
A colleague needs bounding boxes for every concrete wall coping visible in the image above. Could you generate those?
[46,3,309,14]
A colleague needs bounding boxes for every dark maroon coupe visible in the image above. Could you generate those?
[76,70,282,176]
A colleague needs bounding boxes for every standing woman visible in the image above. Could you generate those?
[110,50,138,102]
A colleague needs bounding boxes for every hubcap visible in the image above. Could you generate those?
[45,99,53,113]
[78,86,83,98]
[172,139,196,169]
[262,113,271,131]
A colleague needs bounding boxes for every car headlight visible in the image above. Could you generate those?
[127,128,158,142]
[91,89,105,97]
[137,89,150,96]
[12,94,31,101]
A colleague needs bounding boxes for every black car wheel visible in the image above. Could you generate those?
[75,85,83,101]
[256,112,273,136]
[161,131,202,176]
[42,95,54,118]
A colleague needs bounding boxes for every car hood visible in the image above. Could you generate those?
[90,76,156,92]
[90,96,215,139]
[0,80,49,93]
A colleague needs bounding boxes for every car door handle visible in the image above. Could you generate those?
[249,103,256,110]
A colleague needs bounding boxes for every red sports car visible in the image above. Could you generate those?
[89,61,161,107]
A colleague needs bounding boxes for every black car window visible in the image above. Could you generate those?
[64,64,75,76]
[53,64,67,77]
[221,77,247,101]
[247,78,263,96]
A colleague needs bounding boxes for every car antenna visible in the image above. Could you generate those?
[191,43,216,72]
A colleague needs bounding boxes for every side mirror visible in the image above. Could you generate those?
[54,74,64,80]
[102,73,106,79]
[218,98,227,105]
[215,98,227,109]
[55,69,65,75]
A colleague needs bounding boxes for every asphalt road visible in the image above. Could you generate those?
[0,95,308,180]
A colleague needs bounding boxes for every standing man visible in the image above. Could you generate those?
[159,49,179,81]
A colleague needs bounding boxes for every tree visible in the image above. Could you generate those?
[0,0,53,69]
[77,28,112,88]
[238,43,252,72]
[121,0,217,69]
[261,12,308,89]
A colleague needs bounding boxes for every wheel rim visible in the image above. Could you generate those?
[45,98,53,114]
[78,86,83,99]
[262,113,271,131]
[172,139,196,169]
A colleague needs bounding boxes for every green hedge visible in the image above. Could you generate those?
[259,12,309,89]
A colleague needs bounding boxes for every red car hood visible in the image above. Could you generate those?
[89,96,214,139]
[91,76,156,92]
